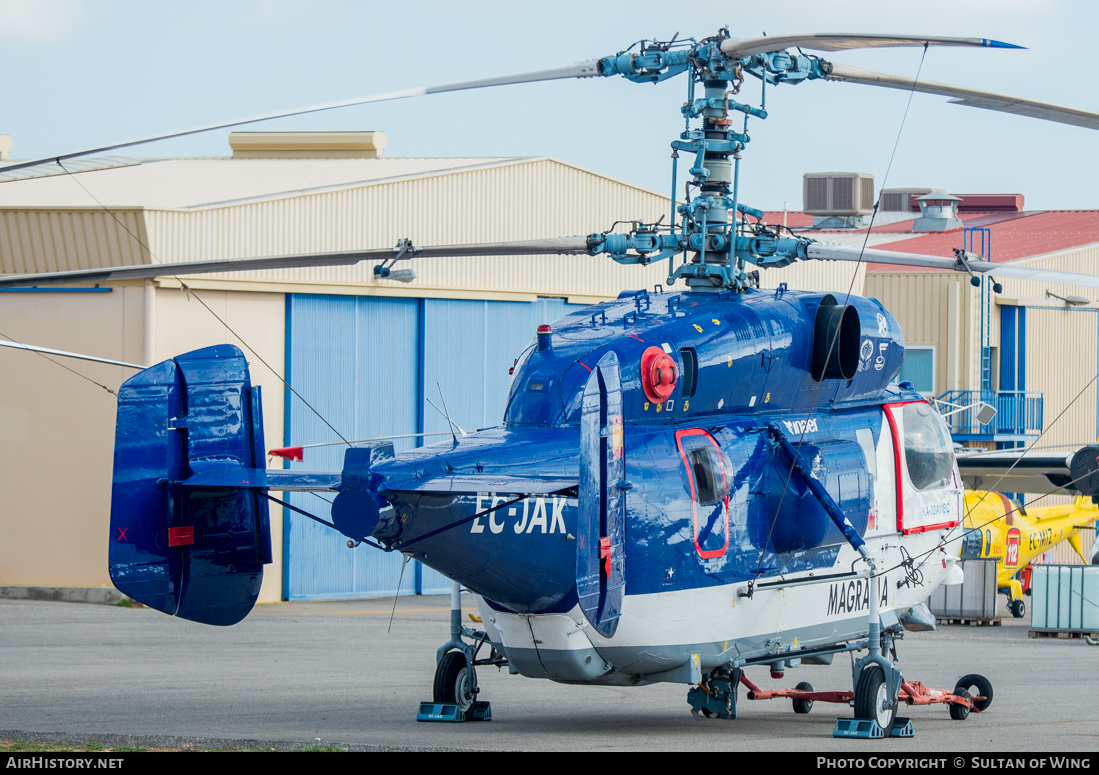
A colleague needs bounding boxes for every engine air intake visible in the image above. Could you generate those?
[812,295,860,382]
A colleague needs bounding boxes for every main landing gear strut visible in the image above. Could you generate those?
[417,581,504,723]
[688,573,993,737]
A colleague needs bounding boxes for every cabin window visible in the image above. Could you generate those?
[901,402,954,491]
[675,429,734,559]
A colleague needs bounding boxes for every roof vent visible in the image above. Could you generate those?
[803,172,874,228]
[0,135,11,161]
[912,192,964,232]
[228,131,387,159]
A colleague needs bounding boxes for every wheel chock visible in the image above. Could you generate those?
[417,702,465,722]
[890,717,914,738]
[467,701,492,721]
[832,717,915,738]
[833,718,885,738]
[416,701,492,723]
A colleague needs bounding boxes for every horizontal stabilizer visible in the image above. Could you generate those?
[183,467,341,492]
[387,473,578,496]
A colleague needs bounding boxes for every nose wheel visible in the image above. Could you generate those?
[434,650,478,711]
[417,582,500,722]
[853,665,897,735]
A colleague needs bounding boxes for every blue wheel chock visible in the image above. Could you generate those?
[833,718,884,738]
[891,717,915,737]
[416,701,492,722]
[833,717,914,738]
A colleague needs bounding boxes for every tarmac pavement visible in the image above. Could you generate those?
[2,594,1098,751]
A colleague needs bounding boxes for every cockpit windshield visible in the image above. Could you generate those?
[902,402,954,491]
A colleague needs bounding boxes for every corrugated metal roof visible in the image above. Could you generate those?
[0,156,522,210]
[0,156,141,183]
[761,211,814,228]
[759,211,917,230]
[866,210,1099,270]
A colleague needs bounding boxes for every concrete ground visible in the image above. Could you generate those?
[2,594,1097,752]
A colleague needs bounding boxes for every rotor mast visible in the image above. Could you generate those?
[673,30,760,289]
[586,31,813,291]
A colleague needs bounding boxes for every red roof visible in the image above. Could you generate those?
[755,209,1099,270]
[865,211,1099,271]
[762,210,814,229]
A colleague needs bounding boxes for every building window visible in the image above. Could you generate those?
[896,346,935,395]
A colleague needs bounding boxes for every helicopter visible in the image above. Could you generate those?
[956,448,1099,617]
[7,29,1099,736]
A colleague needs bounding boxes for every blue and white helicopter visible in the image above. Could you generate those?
[7,30,1099,734]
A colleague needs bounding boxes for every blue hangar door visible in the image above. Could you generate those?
[284,294,576,600]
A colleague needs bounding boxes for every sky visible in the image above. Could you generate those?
[2,0,1098,211]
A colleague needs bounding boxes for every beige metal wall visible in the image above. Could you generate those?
[0,285,286,603]
[140,158,866,301]
[1022,306,1097,451]
[863,272,981,397]
[0,286,144,587]
[143,159,669,298]
[758,260,867,298]
[148,287,286,604]
[0,208,150,274]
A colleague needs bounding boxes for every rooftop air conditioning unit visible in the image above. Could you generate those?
[803,172,875,216]
[880,187,937,212]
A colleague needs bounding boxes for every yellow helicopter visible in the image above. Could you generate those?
[958,446,1099,617]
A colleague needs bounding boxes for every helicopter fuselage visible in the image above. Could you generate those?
[346,287,965,683]
[105,285,965,685]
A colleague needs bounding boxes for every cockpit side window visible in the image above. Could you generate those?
[901,402,954,491]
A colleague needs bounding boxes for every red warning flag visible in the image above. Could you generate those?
[269,446,304,462]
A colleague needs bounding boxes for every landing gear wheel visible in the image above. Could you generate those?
[792,681,814,714]
[433,651,476,712]
[954,673,993,712]
[853,665,896,735]
[950,689,972,720]
[1010,599,1026,618]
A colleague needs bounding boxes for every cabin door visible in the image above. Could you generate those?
[578,351,626,638]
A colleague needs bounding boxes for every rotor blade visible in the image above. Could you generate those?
[0,338,144,369]
[720,34,1021,60]
[826,62,1099,131]
[806,242,1099,289]
[0,238,592,289]
[0,62,601,178]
